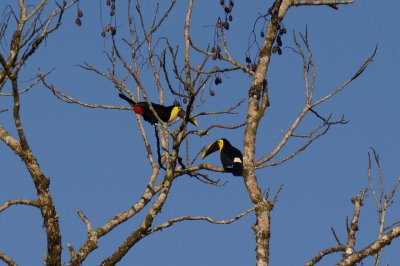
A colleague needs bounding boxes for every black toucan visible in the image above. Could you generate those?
[202,138,243,176]
[119,93,198,126]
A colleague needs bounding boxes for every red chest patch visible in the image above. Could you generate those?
[133,105,144,115]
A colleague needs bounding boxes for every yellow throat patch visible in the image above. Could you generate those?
[217,139,224,150]
[168,106,181,122]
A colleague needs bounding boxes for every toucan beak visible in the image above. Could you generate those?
[177,109,198,127]
[190,117,199,127]
[202,141,220,159]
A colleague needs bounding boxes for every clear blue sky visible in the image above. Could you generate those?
[1,0,399,265]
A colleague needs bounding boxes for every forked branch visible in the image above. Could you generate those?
[256,35,376,167]
[367,148,400,265]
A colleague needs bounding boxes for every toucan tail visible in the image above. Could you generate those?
[119,93,136,106]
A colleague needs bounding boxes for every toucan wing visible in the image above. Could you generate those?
[202,140,220,159]
[221,146,243,176]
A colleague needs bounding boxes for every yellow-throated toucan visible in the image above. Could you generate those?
[119,93,198,126]
[202,138,243,176]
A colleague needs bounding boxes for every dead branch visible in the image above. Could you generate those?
[256,43,376,168]
[346,190,367,255]
[0,199,39,212]
[0,252,17,266]
[100,164,179,265]
[306,190,366,265]
[256,115,338,169]
[78,60,158,167]
[0,68,53,96]
[77,210,93,233]
[190,37,253,75]
[112,40,175,136]
[194,98,246,117]
[70,166,163,264]
[305,245,347,266]
[331,227,343,245]
[0,3,79,264]
[293,28,316,104]
[336,225,400,266]
[256,108,347,169]
[256,105,309,166]
[292,0,355,8]
[384,220,400,232]
[265,184,284,204]
[188,122,246,138]
[161,48,187,97]
[367,148,400,265]
[191,173,228,186]
[39,73,130,110]
[312,46,377,107]
[66,243,77,263]
[0,126,22,155]
[147,206,256,234]
[132,1,176,55]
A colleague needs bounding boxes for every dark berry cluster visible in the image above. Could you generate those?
[74,8,83,26]
[214,76,222,85]
[272,24,287,55]
[106,0,116,17]
[102,25,116,37]
[209,75,222,96]
[245,56,257,72]
[100,0,117,37]
[217,0,235,31]
[211,46,222,60]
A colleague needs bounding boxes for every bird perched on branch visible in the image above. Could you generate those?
[119,93,198,127]
[202,138,243,176]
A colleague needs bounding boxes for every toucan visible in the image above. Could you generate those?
[201,138,243,176]
[119,93,198,126]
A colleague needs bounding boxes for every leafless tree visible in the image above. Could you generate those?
[0,1,79,265]
[1,0,399,265]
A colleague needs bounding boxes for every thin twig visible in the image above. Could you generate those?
[147,206,256,234]
[331,227,343,245]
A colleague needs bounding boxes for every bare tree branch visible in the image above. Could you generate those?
[367,148,400,265]
[0,252,17,266]
[148,206,256,234]
[331,227,343,245]
[0,2,80,264]
[0,68,52,96]
[256,43,375,168]
[312,46,377,107]
[346,190,367,255]
[0,199,39,212]
[305,245,347,266]
[39,74,130,110]
[292,0,355,8]
[336,225,400,266]
[70,166,163,264]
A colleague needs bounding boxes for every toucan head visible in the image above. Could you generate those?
[176,108,198,127]
[202,139,225,159]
